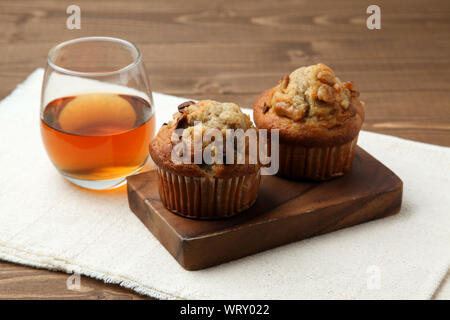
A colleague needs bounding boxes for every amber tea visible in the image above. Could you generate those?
[41,93,155,184]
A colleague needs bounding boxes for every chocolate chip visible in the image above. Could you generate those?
[262,102,271,114]
[163,122,168,126]
[175,113,188,129]
[177,101,195,113]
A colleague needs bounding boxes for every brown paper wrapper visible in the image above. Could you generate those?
[156,168,261,219]
[277,136,359,180]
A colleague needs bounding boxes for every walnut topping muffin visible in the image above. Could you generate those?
[150,100,261,219]
[254,63,365,180]
[270,64,359,126]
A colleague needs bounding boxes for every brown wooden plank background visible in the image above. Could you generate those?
[0,0,449,299]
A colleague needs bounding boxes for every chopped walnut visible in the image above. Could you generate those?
[317,84,335,103]
[274,102,305,121]
[344,81,360,99]
[340,99,350,109]
[317,70,336,86]
[351,90,360,98]
[343,81,355,91]
[333,83,342,93]
[280,75,290,90]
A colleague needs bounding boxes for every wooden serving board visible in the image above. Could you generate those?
[127,147,402,271]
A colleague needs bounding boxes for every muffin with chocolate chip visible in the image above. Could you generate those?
[149,100,261,219]
[254,63,365,180]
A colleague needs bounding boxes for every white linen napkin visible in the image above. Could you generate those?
[0,68,449,299]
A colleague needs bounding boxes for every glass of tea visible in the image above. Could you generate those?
[41,37,155,190]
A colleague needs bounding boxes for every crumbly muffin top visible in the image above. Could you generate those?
[150,100,260,178]
[268,63,362,128]
[174,100,255,164]
[173,99,254,133]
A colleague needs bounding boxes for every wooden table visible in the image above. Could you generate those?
[0,0,449,299]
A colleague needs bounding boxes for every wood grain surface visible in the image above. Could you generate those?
[0,0,449,299]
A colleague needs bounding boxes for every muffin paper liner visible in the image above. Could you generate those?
[277,135,359,180]
[156,167,261,219]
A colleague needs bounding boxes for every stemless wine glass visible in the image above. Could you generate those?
[41,37,155,190]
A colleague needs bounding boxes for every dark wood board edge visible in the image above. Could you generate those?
[127,167,402,271]
[179,181,402,270]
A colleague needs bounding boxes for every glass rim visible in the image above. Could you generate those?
[47,36,142,77]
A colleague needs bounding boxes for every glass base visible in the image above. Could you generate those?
[59,161,148,190]
[64,175,128,190]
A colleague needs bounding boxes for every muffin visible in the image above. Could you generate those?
[149,100,261,219]
[253,63,365,180]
